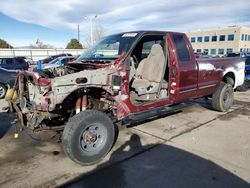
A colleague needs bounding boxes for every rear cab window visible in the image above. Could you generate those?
[172,34,190,62]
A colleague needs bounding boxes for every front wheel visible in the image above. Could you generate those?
[212,82,234,112]
[62,110,115,165]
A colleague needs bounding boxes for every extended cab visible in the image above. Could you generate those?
[8,31,245,165]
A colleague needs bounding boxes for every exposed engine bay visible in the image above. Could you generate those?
[9,60,122,131]
[37,61,109,78]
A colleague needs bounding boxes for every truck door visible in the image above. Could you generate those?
[170,33,198,100]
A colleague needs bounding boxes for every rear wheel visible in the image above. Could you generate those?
[62,110,115,165]
[0,83,7,99]
[212,82,234,112]
[226,77,234,87]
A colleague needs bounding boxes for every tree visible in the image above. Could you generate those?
[84,25,105,47]
[93,25,105,43]
[0,39,13,48]
[66,38,83,49]
[29,39,54,49]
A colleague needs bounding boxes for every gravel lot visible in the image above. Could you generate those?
[0,91,250,188]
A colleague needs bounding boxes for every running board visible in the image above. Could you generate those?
[122,102,191,126]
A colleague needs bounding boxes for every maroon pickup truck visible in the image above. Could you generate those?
[8,31,245,165]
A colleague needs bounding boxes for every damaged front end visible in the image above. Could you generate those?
[10,71,54,130]
[9,60,124,132]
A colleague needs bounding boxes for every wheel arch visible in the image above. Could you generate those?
[222,71,235,87]
[0,81,7,87]
[0,82,8,99]
[56,86,115,114]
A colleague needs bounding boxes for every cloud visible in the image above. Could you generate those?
[7,38,66,49]
[0,0,250,37]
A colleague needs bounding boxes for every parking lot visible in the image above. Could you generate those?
[0,91,249,187]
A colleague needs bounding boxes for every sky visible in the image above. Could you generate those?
[0,0,250,48]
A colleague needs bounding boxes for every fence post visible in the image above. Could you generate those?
[12,49,15,57]
[30,50,33,60]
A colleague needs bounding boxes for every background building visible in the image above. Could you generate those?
[186,26,250,56]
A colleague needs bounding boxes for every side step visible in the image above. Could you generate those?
[122,102,191,126]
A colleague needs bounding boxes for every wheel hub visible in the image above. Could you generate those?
[85,131,97,143]
[79,123,107,153]
[223,87,233,109]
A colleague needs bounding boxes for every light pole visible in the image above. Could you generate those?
[84,15,98,46]
[77,24,80,42]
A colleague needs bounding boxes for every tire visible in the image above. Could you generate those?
[62,110,115,165]
[226,77,234,87]
[237,81,249,92]
[212,82,234,112]
[0,83,7,99]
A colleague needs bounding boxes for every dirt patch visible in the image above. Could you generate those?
[181,104,207,114]
[233,99,250,106]
[217,107,250,121]
[0,127,63,165]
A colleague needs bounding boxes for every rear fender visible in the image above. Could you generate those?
[223,62,245,89]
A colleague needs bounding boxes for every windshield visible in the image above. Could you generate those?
[78,33,138,61]
[49,57,61,64]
